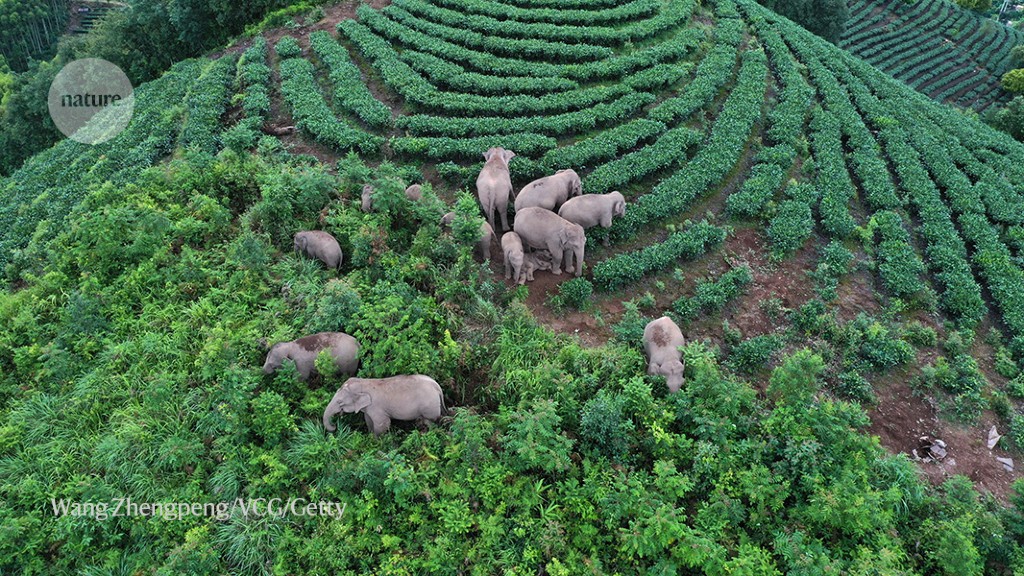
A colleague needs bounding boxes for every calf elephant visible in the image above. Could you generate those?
[502,232,525,283]
[558,191,626,242]
[263,332,360,381]
[514,169,582,213]
[521,251,553,283]
[294,230,343,269]
[323,375,448,436]
[441,211,494,261]
[513,207,586,276]
[405,184,422,201]
[476,147,516,232]
[643,316,686,393]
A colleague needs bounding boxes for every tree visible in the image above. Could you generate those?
[1012,45,1024,67]
[989,95,1024,140]
[953,0,993,11]
[1004,68,1024,93]
[759,0,850,43]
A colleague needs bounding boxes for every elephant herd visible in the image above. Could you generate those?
[261,314,686,437]
[475,146,627,284]
[264,149,682,437]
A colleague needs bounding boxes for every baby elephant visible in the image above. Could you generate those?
[558,191,626,245]
[521,252,553,283]
[502,232,526,283]
[323,375,448,436]
[294,231,343,270]
[405,183,422,201]
[643,316,686,393]
[263,332,360,381]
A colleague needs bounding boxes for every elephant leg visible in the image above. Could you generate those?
[504,253,511,279]
[365,412,392,437]
[547,240,563,275]
[563,248,574,275]
[499,203,509,233]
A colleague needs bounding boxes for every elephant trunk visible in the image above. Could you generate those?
[323,404,339,432]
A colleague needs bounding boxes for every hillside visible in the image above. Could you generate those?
[3,0,1024,572]
[841,0,1023,110]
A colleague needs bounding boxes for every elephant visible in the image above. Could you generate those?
[263,332,360,381]
[441,211,494,261]
[476,147,516,233]
[513,207,586,276]
[558,191,626,245]
[513,169,582,213]
[643,316,685,393]
[405,183,422,201]
[322,375,448,436]
[501,231,525,283]
[294,230,343,269]
[521,251,553,283]
[361,184,374,212]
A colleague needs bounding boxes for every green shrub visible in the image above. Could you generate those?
[552,278,593,311]
[499,398,573,474]
[250,390,297,446]
[275,36,302,59]
[834,369,875,404]
[903,321,938,347]
[307,278,362,334]
[729,334,785,374]
[580,390,635,463]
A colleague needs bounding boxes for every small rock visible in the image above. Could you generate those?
[996,457,1014,472]
[930,444,947,459]
[988,426,1002,450]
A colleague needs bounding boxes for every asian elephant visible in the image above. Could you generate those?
[514,169,582,213]
[501,232,525,283]
[643,316,685,393]
[322,375,448,436]
[521,251,553,283]
[405,184,422,201]
[294,230,343,269]
[441,211,494,261]
[263,332,360,381]
[476,147,516,232]
[558,191,626,245]
[513,207,586,276]
[361,184,374,212]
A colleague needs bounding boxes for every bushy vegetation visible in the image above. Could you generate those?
[4,0,1024,572]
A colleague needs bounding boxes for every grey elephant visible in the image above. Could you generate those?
[513,207,586,276]
[322,375,448,436]
[361,184,374,212]
[405,183,422,201]
[263,332,360,381]
[558,191,626,245]
[476,147,516,232]
[501,231,526,283]
[294,230,343,269]
[441,211,494,261]
[643,316,685,393]
[521,251,553,282]
[514,169,582,213]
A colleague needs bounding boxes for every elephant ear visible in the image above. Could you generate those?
[482,150,492,162]
[615,200,626,216]
[349,392,372,412]
[502,149,516,163]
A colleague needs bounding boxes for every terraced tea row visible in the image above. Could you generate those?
[841,0,1022,110]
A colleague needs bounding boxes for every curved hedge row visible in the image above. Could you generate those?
[309,31,392,130]
[278,57,383,154]
[672,265,753,320]
[426,0,662,25]
[395,92,655,138]
[584,125,704,195]
[593,220,727,290]
[539,118,666,171]
[398,50,578,95]
[390,133,557,159]
[180,56,237,155]
[872,210,927,297]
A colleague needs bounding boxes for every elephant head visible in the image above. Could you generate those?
[323,380,371,432]
[293,234,308,254]
[662,359,685,394]
[610,191,626,217]
[483,147,515,167]
[262,342,292,374]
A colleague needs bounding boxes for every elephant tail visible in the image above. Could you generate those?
[439,391,449,417]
